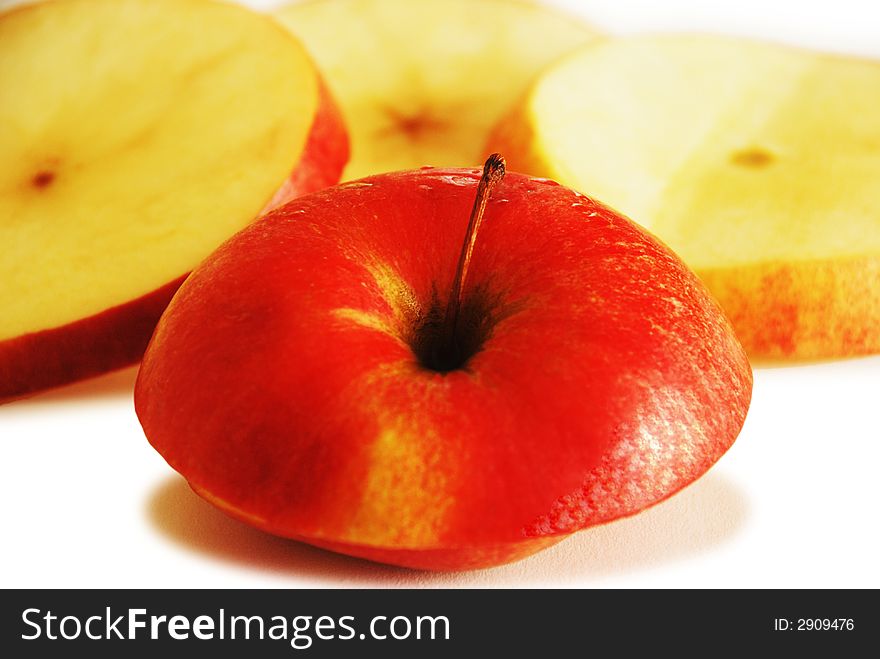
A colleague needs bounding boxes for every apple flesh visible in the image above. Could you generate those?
[274,0,597,180]
[135,166,752,570]
[0,0,348,402]
[490,35,880,359]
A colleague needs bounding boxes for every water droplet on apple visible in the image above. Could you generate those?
[438,174,479,187]
[340,181,374,189]
[531,177,559,186]
[418,184,433,190]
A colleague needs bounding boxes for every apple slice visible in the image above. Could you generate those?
[135,159,752,570]
[491,35,880,359]
[0,0,348,402]
[274,0,597,180]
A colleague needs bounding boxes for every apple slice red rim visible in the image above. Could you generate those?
[135,156,752,570]
[490,35,880,359]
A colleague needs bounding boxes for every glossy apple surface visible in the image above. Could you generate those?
[274,0,597,179]
[136,168,752,570]
[491,35,880,359]
[0,0,348,402]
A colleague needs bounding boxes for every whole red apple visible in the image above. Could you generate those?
[135,157,752,570]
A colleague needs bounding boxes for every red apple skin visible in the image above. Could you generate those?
[0,82,349,404]
[135,169,752,570]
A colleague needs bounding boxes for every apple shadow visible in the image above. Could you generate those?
[5,366,138,408]
[507,471,750,585]
[146,475,418,585]
[146,471,748,587]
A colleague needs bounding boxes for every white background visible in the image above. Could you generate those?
[1,0,879,588]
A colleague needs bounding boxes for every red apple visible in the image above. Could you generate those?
[135,157,752,570]
[0,0,349,403]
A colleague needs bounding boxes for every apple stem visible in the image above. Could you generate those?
[442,153,506,345]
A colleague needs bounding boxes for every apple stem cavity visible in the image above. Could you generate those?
[412,154,506,374]
[443,153,505,340]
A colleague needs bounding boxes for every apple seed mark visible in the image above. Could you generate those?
[378,105,449,139]
[31,170,55,189]
[730,147,775,169]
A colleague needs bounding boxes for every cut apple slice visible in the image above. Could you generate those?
[492,35,880,359]
[0,0,348,401]
[274,0,597,179]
